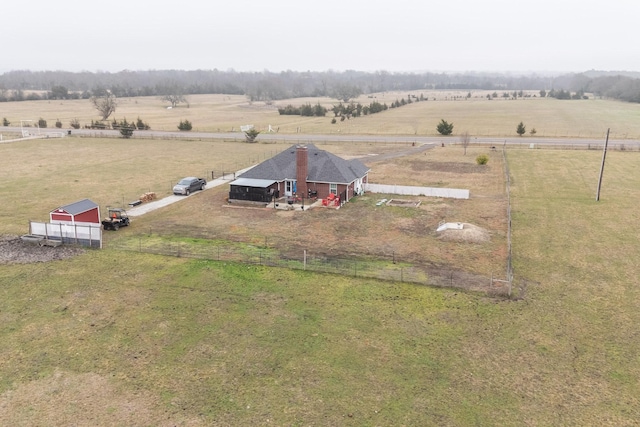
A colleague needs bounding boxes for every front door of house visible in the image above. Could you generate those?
[285,180,296,196]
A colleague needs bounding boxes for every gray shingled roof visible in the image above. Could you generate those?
[52,198,99,215]
[239,144,369,184]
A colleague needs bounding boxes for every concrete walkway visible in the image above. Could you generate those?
[127,166,254,217]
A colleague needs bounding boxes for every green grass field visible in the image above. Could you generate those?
[1,94,640,425]
[1,148,639,425]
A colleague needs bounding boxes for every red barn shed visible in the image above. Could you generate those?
[50,198,101,226]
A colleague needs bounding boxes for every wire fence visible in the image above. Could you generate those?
[475,141,640,151]
[500,146,514,296]
[107,235,510,295]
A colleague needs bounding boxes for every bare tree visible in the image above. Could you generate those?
[330,83,362,102]
[460,131,470,155]
[90,92,117,121]
[161,93,187,108]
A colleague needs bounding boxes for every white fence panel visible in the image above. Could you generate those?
[364,183,469,199]
[29,221,102,248]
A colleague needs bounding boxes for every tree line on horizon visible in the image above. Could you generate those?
[1,69,640,103]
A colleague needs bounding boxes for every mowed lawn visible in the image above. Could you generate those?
[1,147,639,425]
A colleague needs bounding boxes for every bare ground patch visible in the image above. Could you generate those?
[417,160,489,174]
[0,235,85,264]
[437,223,491,244]
[386,199,421,207]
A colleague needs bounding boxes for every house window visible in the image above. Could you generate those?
[330,183,337,195]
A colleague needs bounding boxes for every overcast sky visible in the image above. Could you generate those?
[2,0,638,74]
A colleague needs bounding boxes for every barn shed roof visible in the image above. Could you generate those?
[52,198,99,215]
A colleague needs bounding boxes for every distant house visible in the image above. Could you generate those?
[50,198,101,226]
[229,144,369,204]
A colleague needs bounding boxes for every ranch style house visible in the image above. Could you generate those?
[229,144,370,204]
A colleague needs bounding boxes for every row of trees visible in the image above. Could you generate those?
[278,103,327,117]
[3,69,640,103]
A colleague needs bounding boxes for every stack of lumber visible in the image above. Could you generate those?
[140,192,156,202]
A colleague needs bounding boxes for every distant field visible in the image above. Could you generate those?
[2,91,640,139]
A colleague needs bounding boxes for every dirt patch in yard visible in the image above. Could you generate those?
[386,199,421,207]
[416,160,488,174]
[0,235,85,264]
[437,223,491,244]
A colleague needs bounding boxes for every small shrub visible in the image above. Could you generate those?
[70,118,81,129]
[2,117,9,126]
[38,118,47,128]
[136,117,150,130]
[244,128,260,143]
[331,118,337,124]
[90,120,108,129]
[178,120,192,131]
[436,119,454,135]
[120,126,134,138]
[476,154,489,165]
[55,119,62,128]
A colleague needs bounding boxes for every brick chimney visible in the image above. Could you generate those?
[296,145,308,198]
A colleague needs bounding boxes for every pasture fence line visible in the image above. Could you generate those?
[464,141,640,151]
[501,146,514,296]
[67,128,640,150]
[107,235,510,296]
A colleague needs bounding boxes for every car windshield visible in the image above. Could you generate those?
[178,179,193,185]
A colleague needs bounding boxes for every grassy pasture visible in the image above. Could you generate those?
[2,91,640,139]
[2,94,640,425]
[1,148,639,425]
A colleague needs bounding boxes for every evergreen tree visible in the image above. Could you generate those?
[436,119,454,135]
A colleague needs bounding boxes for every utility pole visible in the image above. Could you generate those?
[596,128,610,201]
